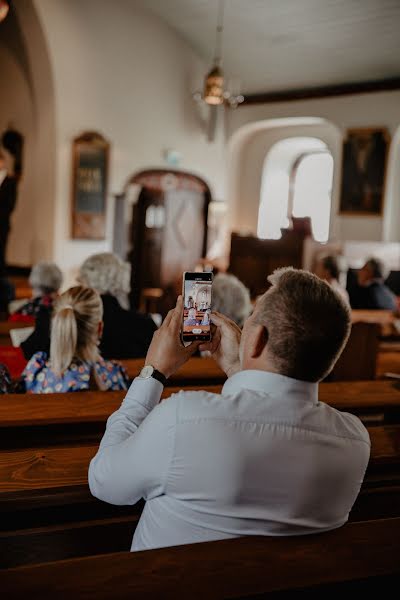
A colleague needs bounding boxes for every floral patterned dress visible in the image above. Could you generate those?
[23,351,129,393]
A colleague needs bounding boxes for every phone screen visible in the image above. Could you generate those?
[182,272,212,342]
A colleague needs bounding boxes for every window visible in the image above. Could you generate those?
[292,152,333,243]
[258,137,333,243]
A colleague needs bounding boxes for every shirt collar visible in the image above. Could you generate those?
[222,369,318,405]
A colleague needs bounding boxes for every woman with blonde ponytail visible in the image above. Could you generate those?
[23,286,128,393]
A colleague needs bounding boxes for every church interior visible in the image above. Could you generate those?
[1,0,400,595]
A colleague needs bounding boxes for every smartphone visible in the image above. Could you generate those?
[182,271,213,343]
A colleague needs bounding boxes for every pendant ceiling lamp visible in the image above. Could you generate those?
[194,0,244,108]
[0,0,10,23]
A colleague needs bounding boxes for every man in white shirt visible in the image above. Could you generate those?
[89,268,370,551]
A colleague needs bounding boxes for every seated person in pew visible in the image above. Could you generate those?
[19,253,158,362]
[15,262,63,361]
[23,286,128,393]
[10,261,63,321]
[211,273,252,327]
[89,268,370,551]
[78,253,157,359]
[349,257,397,311]
[184,307,200,327]
[314,254,349,304]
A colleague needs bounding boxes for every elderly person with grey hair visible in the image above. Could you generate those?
[78,253,157,359]
[211,273,252,328]
[13,262,63,360]
[11,261,63,319]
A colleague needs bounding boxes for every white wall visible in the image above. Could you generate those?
[32,0,226,283]
[227,91,400,242]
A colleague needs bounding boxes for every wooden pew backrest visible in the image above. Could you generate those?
[1,518,400,598]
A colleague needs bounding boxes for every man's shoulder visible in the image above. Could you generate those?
[317,402,371,446]
[161,388,224,421]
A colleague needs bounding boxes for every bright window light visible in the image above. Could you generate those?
[258,168,289,239]
[292,153,333,243]
[258,137,333,243]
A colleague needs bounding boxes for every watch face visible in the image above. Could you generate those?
[140,365,154,379]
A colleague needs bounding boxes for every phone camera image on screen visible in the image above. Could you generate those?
[182,272,212,342]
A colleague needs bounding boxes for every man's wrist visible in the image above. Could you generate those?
[139,364,168,386]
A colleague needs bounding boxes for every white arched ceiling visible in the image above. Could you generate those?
[227,117,342,238]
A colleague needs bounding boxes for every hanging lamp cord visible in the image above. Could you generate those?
[214,0,225,65]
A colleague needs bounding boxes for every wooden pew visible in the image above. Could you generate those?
[0,425,391,498]
[120,357,226,385]
[0,425,399,554]
[1,518,400,598]
[3,381,400,451]
[329,322,379,381]
[0,515,140,569]
[377,352,400,378]
[351,309,399,339]
[0,387,220,449]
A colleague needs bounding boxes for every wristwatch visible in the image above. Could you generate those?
[138,365,168,386]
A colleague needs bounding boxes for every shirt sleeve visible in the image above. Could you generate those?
[88,377,177,506]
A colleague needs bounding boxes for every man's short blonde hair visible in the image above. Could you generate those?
[255,267,351,382]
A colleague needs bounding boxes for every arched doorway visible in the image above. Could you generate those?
[117,169,212,313]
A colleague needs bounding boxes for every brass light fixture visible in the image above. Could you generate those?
[194,0,244,108]
[0,0,10,23]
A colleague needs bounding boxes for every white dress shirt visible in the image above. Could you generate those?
[88,370,370,551]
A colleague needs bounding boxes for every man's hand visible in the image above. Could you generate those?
[144,296,200,379]
[199,311,241,378]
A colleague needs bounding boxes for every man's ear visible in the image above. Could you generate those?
[249,324,268,359]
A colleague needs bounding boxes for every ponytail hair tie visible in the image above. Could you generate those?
[62,305,74,310]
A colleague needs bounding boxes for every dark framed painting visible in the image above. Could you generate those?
[339,127,390,216]
[71,131,109,239]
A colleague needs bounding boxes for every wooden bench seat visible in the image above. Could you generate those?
[2,483,400,569]
[0,515,139,570]
[1,426,396,498]
[352,309,399,339]
[0,425,399,568]
[1,518,400,598]
[377,352,400,378]
[0,426,398,528]
[2,381,400,451]
[120,357,226,385]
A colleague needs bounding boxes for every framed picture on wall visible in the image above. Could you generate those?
[71,131,109,239]
[339,127,390,216]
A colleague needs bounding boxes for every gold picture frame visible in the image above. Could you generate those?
[339,127,390,216]
[71,131,109,239]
